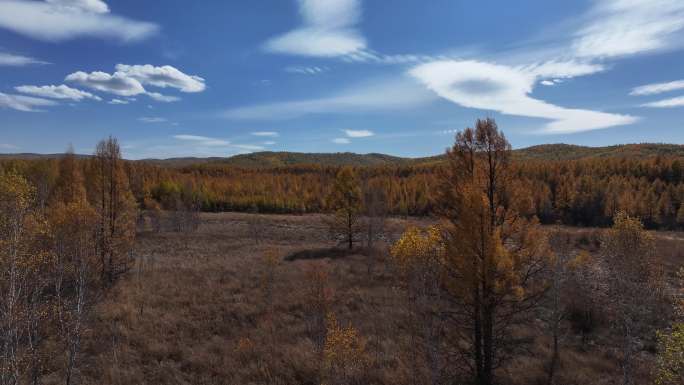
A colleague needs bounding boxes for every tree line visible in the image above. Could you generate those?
[0,138,136,384]
[4,140,684,230]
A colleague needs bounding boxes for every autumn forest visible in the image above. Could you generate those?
[1,119,684,385]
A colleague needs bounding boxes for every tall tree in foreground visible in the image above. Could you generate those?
[49,148,98,385]
[89,137,137,285]
[602,211,667,385]
[327,167,362,250]
[437,119,549,385]
[0,172,51,385]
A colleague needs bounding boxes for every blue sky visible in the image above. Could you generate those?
[1,0,683,159]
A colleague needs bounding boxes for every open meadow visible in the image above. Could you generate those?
[67,212,684,385]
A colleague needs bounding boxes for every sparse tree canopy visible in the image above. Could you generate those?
[327,166,363,249]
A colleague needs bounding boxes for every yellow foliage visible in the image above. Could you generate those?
[323,312,367,378]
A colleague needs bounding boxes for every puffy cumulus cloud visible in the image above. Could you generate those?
[66,70,145,96]
[0,0,158,42]
[332,138,350,144]
[264,0,366,57]
[146,92,181,102]
[0,52,47,66]
[15,84,101,101]
[65,64,204,101]
[344,129,373,137]
[572,0,684,59]
[0,92,57,112]
[115,64,206,93]
[630,80,684,96]
[640,96,684,108]
[410,60,637,134]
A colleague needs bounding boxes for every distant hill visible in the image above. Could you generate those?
[3,143,684,167]
[207,152,410,168]
[512,143,684,161]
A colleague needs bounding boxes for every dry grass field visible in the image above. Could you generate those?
[69,213,684,385]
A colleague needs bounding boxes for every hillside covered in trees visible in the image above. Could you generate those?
[3,143,684,230]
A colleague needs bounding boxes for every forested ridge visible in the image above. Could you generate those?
[3,143,684,229]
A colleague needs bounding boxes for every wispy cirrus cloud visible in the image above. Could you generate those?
[251,131,279,137]
[0,0,158,42]
[285,65,329,75]
[410,60,637,134]
[222,76,435,120]
[264,0,365,57]
[138,117,167,123]
[406,0,684,133]
[572,0,684,59]
[15,84,101,101]
[640,96,684,108]
[173,135,230,146]
[343,129,373,138]
[0,92,57,112]
[630,80,684,96]
[0,52,47,66]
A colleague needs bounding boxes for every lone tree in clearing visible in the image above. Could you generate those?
[437,118,550,385]
[327,166,362,250]
[89,136,137,285]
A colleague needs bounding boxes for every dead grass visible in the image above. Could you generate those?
[69,213,683,385]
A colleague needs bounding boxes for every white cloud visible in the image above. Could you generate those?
[0,143,19,150]
[223,76,435,120]
[640,96,684,108]
[540,80,555,86]
[572,0,684,59]
[332,137,350,144]
[138,117,167,123]
[65,64,204,101]
[251,131,279,137]
[263,141,276,145]
[344,129,373,137]
[115,64,205,93]
[66,70,145,96]
[285,66,328,74]
[146,92,181,102]
[264,0,365,57]
[410,60,637,134]
[630,80,684,96]
[108,98,129,105]
[0,52,46,66]
[0,0,158,42]
[0,92,57,112]
[173,135,230,146]
[233,144,265,151]
[46,0,109,13]
[520,60,606,80]
[15,84,101,101]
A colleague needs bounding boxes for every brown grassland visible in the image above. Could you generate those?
[66,212,684,385]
